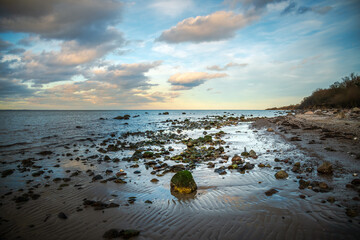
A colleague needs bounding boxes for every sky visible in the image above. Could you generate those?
[0,0,359,110]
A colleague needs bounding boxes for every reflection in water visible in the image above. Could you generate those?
[171,189,197,201]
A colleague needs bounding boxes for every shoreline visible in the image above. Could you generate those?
[0,111,359,239]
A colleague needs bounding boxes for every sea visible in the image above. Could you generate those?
[0,110,284,154]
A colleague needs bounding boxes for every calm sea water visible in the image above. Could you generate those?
[0,110,284,154]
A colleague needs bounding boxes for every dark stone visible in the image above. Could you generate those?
[317,162,333,174]
[351,179,360,186]
[1,169,14,178]
[265,188,278,196]
[346,208,358,218]
[103,229,119,239]
[214,167,227,175]
[58,212,67,219]
[37,151,53,155]
[92,175,103,181]
[119,229,140,239]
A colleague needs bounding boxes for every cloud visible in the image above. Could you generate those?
[0,39,13,51]
[158,11,258,43]
[0,0,124,45]
[168,72,227,90]
[87,61,163,90]
[150,0,194,17]
[0,79,34,99]
[281,2,332,15]
[281,1,296,15]
[207,62,248,71]
[224,0,287,10]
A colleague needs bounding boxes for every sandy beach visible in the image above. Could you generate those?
[0,110,359,240]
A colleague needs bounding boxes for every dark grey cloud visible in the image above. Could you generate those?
[0,79,34,99]
[0,0,124,45]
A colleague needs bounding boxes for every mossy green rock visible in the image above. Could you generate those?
[275,170,288,179]
[170,170,197,194]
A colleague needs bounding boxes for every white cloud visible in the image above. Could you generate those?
[168,72,228,90]
[158,11,258,43]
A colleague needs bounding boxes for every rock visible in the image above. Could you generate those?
[317,162,333,174]
[351,178,360,186]
[207,162,215,168]
[231,155,244,164]
[249,150,257,158]
[37,151,53,155]
[319,182,329,190]
[352,107,360,113]
[114,114,130,120]
[290,136,301,141]
[92,175,103,181]
[275,170,288,179]
[119,229,140,239]
[134,170,141,174]
[298,179,310,189]
[150,178,159,183]
[304,111,314,115]
[187,141,194,148]
[170,170,197,194]
[103,229,119,239]
[58,212,67,219]
[228,164,238,169]
[258,163,265,168]
[113,179,126,184]
[241,151,250,157]
[214,167,227,175]
[32,170,44,177]
[267,128,274,132]
[327,196,335,203]
[292,163,301,173]
[265,188,278,196]
[243,162,254,170]
[299,194,306,199]
[1,169,14,178]
[142,151,154,158]
[346,208,358,218]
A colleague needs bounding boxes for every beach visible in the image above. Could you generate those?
[0,110,359,239]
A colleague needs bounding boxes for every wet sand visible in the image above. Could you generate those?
[1,112,359,239]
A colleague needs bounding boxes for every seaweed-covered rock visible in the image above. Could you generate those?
[142,151,154,158]
[275,170,288,179]
[317,162,333,174]
[170,170,197,194]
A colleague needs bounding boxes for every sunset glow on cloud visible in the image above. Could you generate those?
[0,0,359,109]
